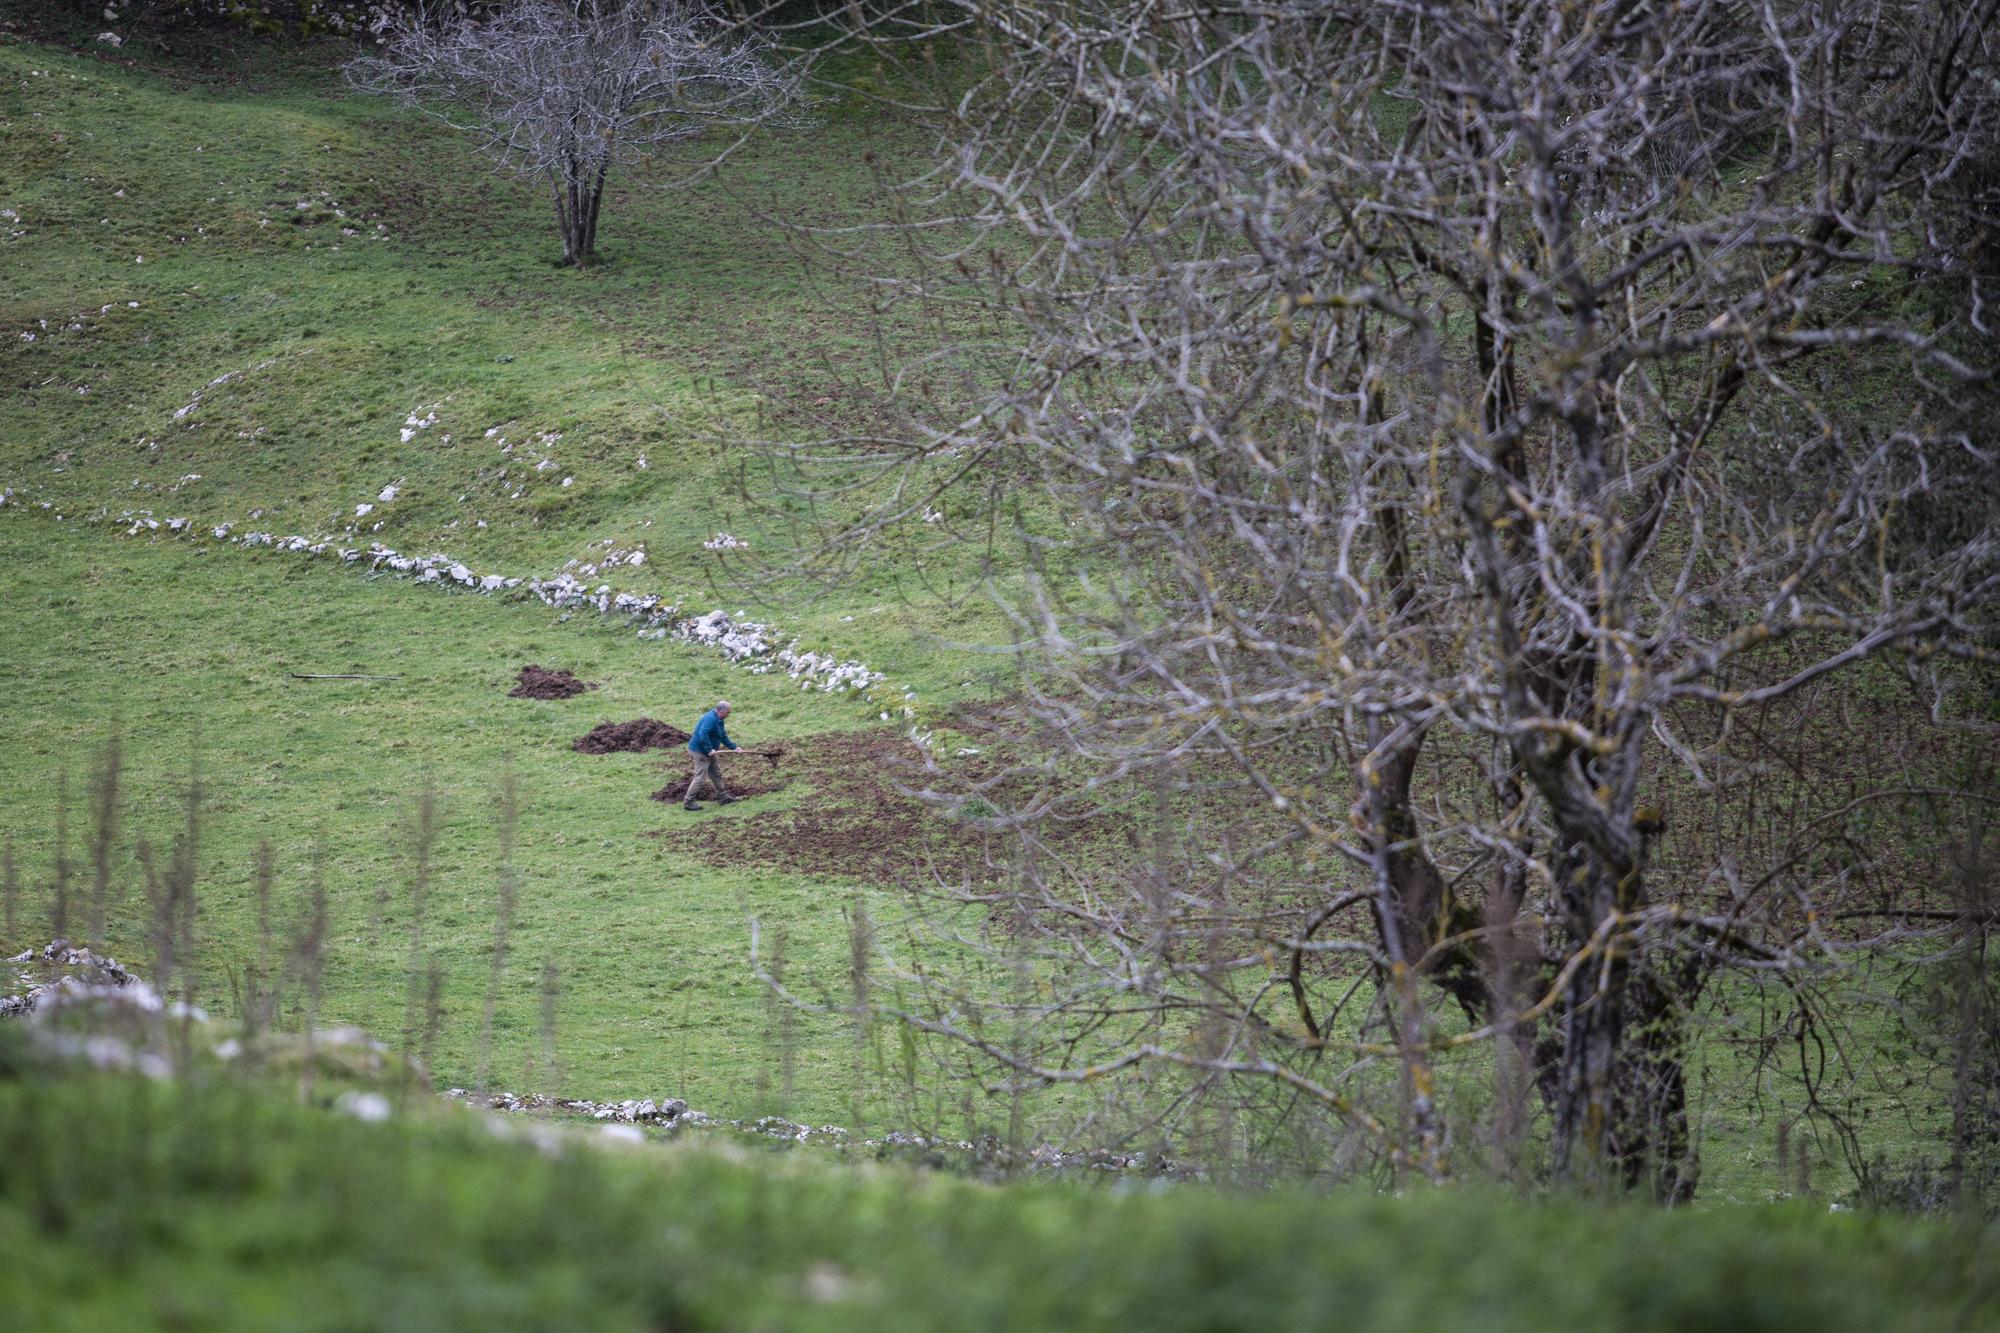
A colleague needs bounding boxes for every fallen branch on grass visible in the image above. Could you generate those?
[289,673,404,681]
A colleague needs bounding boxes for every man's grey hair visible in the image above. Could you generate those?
[715,699,732,711]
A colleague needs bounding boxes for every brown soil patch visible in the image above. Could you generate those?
[644,730,1005,885]
[573,718,692,754]
[509,665,598,700]
[649,752,795,803]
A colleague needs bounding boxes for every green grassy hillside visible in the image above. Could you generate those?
[0,21,992,684]
[0,18,1005,1127]
[0,12,1987,1225]
[0,518,936,1123]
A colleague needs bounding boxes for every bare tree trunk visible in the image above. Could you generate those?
[551,158,601,268]
[1550,853,1630,1189]
[1356,722,1452,1180]
[579,162,609,264]
[1627,966,1699,1205]
[567,167,588,267]
[1546,837,1696,1202]
[1370,742,1488,1022]
[549,171,579,267]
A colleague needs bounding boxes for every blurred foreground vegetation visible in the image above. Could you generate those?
[1,1043,1995,1332]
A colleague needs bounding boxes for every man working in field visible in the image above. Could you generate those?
[683,699,740,811]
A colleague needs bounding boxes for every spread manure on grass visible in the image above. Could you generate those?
[571,719,692,753]
[508,665,598,699]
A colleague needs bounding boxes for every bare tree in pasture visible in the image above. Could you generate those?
[758,0,2000,1195]
[346,0,806,267]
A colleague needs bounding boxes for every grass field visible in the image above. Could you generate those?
[0,516,951,1125]
[0,16,1010,1126]
[2,511,1965,1198]
[0,20,999,681]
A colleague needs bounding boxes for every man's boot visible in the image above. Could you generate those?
[684,800,702,812]
[716,793,738,805]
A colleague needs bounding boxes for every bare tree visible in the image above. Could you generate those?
[753,0,2000,1196]
[346,0,806,267]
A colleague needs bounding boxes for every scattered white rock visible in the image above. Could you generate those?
[398,409,439,444]
[336,1091,392,1123]
[170,357,279,423]
[1,500,884,694]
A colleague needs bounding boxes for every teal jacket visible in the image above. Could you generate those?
[688,709,737,756]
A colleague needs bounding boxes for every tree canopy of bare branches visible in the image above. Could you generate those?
[346,0,805,267]
[755,0,2000,1197]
